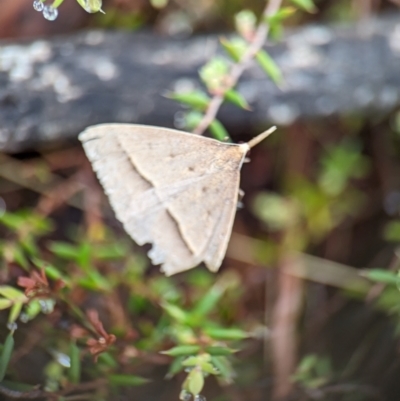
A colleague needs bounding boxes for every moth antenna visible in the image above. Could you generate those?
[246,126,277,149]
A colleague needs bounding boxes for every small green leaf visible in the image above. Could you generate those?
[109,374,150,386]
[224,89,250,110]
[187,368,204,396]
[0,298,13,310]
[77,242,92,269]
[289,0,317,13]
[200,361,219,375]
[165,356,185,379]
[0,213,24,231]
[204,327,248,340]
[0,332,15,381]
[191,285,227,320]
[0,299,12,310]
[162,303,189,324]
[24,299,42,321]
[220,38,247,62]
[255,50,283,84]
[68,342,81,384]
[32,258,69,284]
[78,271,111,291]
[182,356,200,366]
[235,10,257,39]
[265,7,297,25]
[76,0,104,13]
[97,352,118,368]
[360,269,400,286]
[184,111,204,131]
[167,91,210,111]
[48,242,78,260]
[9,302,23,323]
[95,243,127,260]
[162,345,201,357]
[210,356,235,383]
[200,57,229,92]
[12,246,28,270]
[209,120,231,142]
[205,346,236,356]
[0,287,26,302]
[20,236,38,257]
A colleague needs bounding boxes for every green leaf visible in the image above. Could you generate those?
[109,374,150,386]
[199,361,219,375]
[265,7,297,25]
[182,356,200,366]
[210,356,234,383]
[9,302,23,324]
[12,246,28,270]
[77,242,92,269]
[220,38,247,62]
[76,0,103,13]
[97,352,118,368]
[205,346,236,356]
[0,332,14,381]
[0,213,24,231]
[209,120,231,142]
[0,286,26,302]
[191,285,227,320]
[167,91,210,111]
[360,269,400,286]
[24,299,42,321]
[200,57,229,92]
[184,111,204,131]
[162,345,201,357]
[95,243,127,260]
[162,303,189,324]
[235,10,257,38]
[165,356,185,379]
[68,342,81,384]
[255,50,283,84]
[0,299,12,310]
[187,368,204,396]
[77,271,111,291]
[20,236,38,257]
[204,327,248,340]
[48,242,78,260]
[224,89,250,110]
[289,0,317,13]
[32,258,69,284]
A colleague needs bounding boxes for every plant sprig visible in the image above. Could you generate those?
[193,0,284,136]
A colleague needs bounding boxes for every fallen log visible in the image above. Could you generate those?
[1,12,400,152]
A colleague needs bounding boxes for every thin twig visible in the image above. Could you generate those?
[193,0,283,136]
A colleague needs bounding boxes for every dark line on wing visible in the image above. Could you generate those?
[115,136,195,257]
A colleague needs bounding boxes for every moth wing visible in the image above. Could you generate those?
[79,124,245,274]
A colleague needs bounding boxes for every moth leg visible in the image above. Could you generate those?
[237,189,245,209]
[243,157,251,163]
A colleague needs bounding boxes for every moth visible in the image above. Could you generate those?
[79,124,275,276]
